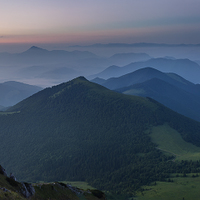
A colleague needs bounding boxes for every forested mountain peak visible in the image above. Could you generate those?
[2,77,200,195]
[8,76,109,112]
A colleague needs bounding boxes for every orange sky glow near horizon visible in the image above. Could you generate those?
[1,0,200,52]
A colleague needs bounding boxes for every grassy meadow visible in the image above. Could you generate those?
[135,175,200,200]
[150,123,200,161]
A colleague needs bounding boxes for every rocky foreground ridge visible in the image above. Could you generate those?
[0,165,35,198]
[0,165,106,200]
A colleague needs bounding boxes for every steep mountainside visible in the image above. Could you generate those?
[1,77,200,194]
[117,78,200,122]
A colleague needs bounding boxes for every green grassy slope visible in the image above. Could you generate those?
[1,77,200,194]
[150,124,200,161]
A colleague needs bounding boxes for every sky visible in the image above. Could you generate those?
[0,0,200,52]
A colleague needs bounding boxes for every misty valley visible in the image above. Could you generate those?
[1,44,200,200]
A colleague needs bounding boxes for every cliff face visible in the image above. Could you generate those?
[0,165,106,200]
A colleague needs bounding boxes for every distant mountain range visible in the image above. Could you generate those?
[1,77,200,194]
[0,46,152,87]
[0,81,42,108]
[0,46,152,68]
[89,57,200,84]
[0,46,98,65]
[71,42,200,48]
[92,67,200,122]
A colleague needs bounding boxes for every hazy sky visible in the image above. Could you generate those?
[1,0,200,52]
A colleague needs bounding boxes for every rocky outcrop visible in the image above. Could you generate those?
[0,164,106,199]
[10,173,17,181]
[57,182,83,195]
[0,164,35,198]
[19,182,35,198]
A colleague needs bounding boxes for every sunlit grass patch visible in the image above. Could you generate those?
[150,123,200,160]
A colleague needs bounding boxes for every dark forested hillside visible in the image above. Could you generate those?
[1,77,200,194]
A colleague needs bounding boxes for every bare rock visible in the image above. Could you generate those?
[0,165,7,176]
[20,182,35,198]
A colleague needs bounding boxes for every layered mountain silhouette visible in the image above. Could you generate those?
[0,81,42,107]
[0,46,152,86]
[0,46,102,83]
[1,77,200,193]
[92,67,200,121]
[0,46,151,68]
[1,46,98,64]
[90,58,200,84]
